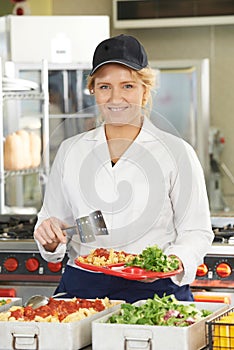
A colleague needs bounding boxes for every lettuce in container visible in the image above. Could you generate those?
[107,294,212,327]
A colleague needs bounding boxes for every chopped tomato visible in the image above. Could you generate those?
[34,305,53,319]
[93,299,105,312]
[10,308,23,320]
[93,248,110,259]
[4,297,112,322]
[24,306,36,321]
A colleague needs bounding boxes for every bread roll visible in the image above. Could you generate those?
[29,132,41,168]
[4,132,24,170]
[4,130,41,170]
[16,129,31,168]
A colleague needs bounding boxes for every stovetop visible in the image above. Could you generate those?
[210,216,234,249]
[207,242,234,255]
[0,215,67,281]
[0,214,36,241]
[0,214,233,254]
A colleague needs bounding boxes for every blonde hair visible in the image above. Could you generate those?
[86,65,156,113]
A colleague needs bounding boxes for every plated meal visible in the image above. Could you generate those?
[76,247,135,267]
[0,297,118,323]
[75,245,182,280]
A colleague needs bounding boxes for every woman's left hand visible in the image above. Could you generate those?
[169,255,184,271]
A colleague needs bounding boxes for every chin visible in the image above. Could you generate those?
[104,114,142,127]
[105,119,128,127]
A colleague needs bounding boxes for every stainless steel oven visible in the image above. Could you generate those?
[0,214,68,304]
[191,217,234,305]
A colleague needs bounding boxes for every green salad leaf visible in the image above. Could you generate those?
[126,245,180,272]
[107,294,212,327]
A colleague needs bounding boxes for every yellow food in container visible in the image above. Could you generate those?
[213,313,234,349]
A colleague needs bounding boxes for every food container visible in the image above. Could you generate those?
[92,301,229,350]
[206,305,234,349]
[0,299,123,350]
[0,297,22,312]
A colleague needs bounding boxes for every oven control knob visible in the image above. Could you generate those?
[4,257,18,272]
[25,258,40,272]
[216,263,232,278]
[196,263,208,277]
[47,262,62,273]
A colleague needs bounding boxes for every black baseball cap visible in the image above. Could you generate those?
[90,34,148,76]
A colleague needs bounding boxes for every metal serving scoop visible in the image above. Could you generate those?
[64,210,109,243]
[25,292,67,309]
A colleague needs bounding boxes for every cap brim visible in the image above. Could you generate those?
[89,59,145,76]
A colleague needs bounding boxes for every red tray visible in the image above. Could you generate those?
[74,259,183,281]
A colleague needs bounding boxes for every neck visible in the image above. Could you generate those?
[105,118,143,163]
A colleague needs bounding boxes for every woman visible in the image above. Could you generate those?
[34,34,214,303]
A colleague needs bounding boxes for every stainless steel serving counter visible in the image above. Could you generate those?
[81,345,209,349]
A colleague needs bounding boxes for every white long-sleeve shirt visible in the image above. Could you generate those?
[35,117,214,286]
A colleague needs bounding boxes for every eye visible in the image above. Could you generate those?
[124,84,133,89]
[99,84,110,90]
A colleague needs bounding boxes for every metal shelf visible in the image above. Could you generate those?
[0,59,49,213]
[4,167,41,179]
[3,92,44,101]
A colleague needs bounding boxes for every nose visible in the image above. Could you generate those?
[109,87,123,103]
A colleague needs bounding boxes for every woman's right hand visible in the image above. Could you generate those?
[34,217,68,252]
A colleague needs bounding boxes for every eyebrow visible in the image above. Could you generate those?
[95,80,137,85]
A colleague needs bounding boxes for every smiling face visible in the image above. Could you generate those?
[93,63,146,127]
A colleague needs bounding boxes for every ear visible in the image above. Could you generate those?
[142,87,149,106]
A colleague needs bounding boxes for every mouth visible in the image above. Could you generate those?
[107,106,128,112]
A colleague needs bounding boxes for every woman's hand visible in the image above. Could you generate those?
[169,255,184,271]
[34,217,68,252]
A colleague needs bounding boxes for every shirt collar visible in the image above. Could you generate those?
[83,117,160,143]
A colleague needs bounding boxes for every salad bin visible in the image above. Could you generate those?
[0,299,123,350]
[0,297,22,312]
[92,301,228,350]
[206,305,234,349]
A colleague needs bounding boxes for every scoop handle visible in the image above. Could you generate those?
[62,226,77,237]
[52,292,67,298]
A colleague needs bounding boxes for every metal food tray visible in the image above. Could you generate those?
[0,299,123,350]
[0,297,22,312]
[92,301,229,350]
[206,305,234,349]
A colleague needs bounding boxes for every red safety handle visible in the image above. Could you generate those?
[0,288,16,297]
[193,294,231,304]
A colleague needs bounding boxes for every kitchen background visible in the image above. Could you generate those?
[1,0,234,214]
[0,0,233,214]
[0,0,233,308]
